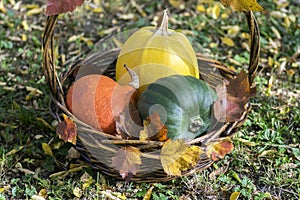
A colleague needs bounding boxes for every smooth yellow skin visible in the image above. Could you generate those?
[116,26,199,89]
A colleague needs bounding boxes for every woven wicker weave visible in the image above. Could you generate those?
[42,11,260,182]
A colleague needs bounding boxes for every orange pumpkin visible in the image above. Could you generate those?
[66,75,136,134]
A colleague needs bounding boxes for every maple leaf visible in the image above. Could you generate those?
[214,71,256,122]
[140,112,168,142]
[111,146,141,181]
[220,0,264,12]
[46,0,85,16]
[206,139,234,161]
[160,140,202,176]
[56,114,77,145]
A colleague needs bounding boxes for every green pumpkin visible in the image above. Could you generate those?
[137,75,217,140]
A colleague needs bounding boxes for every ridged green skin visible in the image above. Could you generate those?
[137,75,217,139]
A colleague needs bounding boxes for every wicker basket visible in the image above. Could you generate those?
[42,11,260,182]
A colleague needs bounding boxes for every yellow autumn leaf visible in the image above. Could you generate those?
[67,34,84,43]
[240,32,250,39]
[42,143,54,157]
[271,26,281,39]
[221,37,235,46]
[73,187,82,198]
[220,0,264,12]
[80,172,94,190]
[206,139,234,161]
[24,4,40,9]
[38,189,48,198]
[6,146,24,156]
[230,191,240,200]
[212,3,221,19]
[221,13,229,19]
[196,4,206,13]
[160,140,202,176]
[283,16,291,29]
[49,170,68,178]
[0,0,7,13]
[21,20,29,31]
[227,25,240,36]
[22,34,27,42]
[169,0,185,9]
[209,42,218,48]
[26,7,43,16]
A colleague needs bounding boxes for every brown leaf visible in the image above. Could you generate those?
[206,139,234,161]
[46,0,85,16]
[214,71,256,122]
[141,112,168,142]
[213,83,227,122]
[111,146,141,181]
[220,0,264,12]
[227,71,256,99]
[160,140,202,176]
[56,114,77,145]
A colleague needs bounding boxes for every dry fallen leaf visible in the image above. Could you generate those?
[220,0,264,12]
[230,191,241,200]
[46,0,85,16]
[56,114,77,145]
[160,140,202,176]
[140,112,168,142]
[221,37,235,47]
[206,139,234,161]
[42,143,54,157]
[214,71,256,122]
[111,146,142,181]
[80,171,94,190]
[73,187,83,198]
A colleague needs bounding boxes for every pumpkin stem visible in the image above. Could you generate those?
[188,115,204,133]
[124,64,139,89]
[155,9,170,36]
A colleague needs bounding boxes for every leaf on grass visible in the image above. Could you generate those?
[143,186,154,200]
[169,0,185,10]
[56,114,77,145]
[111,146,141,181]
[80,172,94,190]
[38,189,48,199]
[66,147,80,160]
[206,139,234,161]
[5,146,24,156]
[220,0,264,12]
[140,112,168,142]
[230,191,240,200]
[46,0,85,16]
[73,187,83,198]
[214,71,256,122]
[0,0,7,13]
[42,143,53,157]
[160,140,202,176]
[221,37,235,47]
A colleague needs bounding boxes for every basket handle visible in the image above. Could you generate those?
[42,15,62,102]
[244,11,260,86]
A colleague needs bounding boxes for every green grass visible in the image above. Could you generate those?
[0,0,299,199]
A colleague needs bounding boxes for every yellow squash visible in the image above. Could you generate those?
[116,9,199,90]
